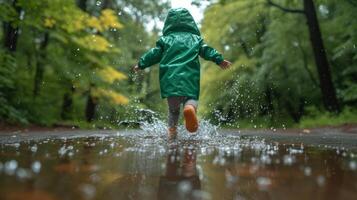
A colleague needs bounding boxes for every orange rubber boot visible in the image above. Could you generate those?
[183,105,198,133]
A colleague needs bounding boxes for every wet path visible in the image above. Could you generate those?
[0,129,357,200]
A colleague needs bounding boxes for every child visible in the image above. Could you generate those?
[133,8,231,139]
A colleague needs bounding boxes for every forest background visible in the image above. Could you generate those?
[0,0,356,130]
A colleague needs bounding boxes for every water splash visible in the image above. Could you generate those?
[139,116,167,136]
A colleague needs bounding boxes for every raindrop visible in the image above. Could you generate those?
[79,184,96,200]
[289,148,304,154]
[316,175,325,187]
[31,161,41,174]
[4,160,18,175]
[349,161,357,170]
[304,167,312,176]
[260,154,271,164]
[6,143,20,148]
[283,155,295,165]
[178,181,192,194]
[58,146,66,156]
[256,177,271,190]
[30,145,38,153]
[16,168,32,179]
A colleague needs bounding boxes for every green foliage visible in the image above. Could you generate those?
[0,0,169,126]
[299,107,357,128]
[200,0,357,127]
[0,49,28,124]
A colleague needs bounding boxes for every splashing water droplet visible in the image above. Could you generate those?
[283,155,295,166]
[304,167,312,176]
[178,181,192,194]
[256,177,272,190]
[349,161,357,170]
[16,168,32,179]
[79,184,96,200]
[30,145,38,153]
[316,175,325,187]
[4,160,18,175]
[32,161,41,174]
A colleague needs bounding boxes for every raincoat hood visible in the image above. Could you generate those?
[162,8,200,36]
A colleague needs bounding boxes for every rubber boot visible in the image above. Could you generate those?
[183,105,198,133]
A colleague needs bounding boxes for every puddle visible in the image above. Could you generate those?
[0,129,357,200]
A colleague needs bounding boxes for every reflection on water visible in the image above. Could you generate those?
[159,144,201,200]
[0,132,357,200]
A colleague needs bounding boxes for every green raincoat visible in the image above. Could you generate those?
[138,8,224,100]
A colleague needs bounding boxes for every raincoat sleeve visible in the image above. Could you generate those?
[199,43,224,65]
[138,39,164,69]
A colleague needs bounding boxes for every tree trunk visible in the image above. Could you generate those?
[76,0,87,11]
[303,0,340,112]
[61,84,75,120]
[33,32,49,96]
[101,0,113,9]
[85,87,97,122]
[3,22,19,52]
[262,86,274,116]
[3,0,21,52]
[285,98,305,123]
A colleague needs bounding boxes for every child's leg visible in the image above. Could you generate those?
[184,99,198,110]
[183,99,199,133]
[167,97,183,137]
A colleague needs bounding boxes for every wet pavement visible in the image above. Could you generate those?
[0,126,357,200]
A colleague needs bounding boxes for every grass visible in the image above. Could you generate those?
[298,108,357,128]
[220,117,295,129]
[219,107,357,129]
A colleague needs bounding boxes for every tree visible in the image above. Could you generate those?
[2,0,21,52]
[267,0,340,112]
